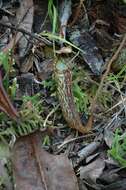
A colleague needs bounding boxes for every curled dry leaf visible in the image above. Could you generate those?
[12,131,79,190]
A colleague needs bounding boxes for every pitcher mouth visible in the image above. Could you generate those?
[0,72,19,120]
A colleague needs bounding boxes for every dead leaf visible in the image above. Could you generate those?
[102,179,126,190]
[36,59,53,81]
[80,158,105,185]
[100,169,119,184]
[78,179,88,190]
[12,131,79,190]
[69,30,104,75]
[104,128,114,148]
[34,0,51,32]
[13,0,34,58]
[16,73,39,97]
[3,0,34,56]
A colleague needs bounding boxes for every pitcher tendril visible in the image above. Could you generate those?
[54,57,92,134]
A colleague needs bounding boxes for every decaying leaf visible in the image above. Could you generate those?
[104,128,114,148]
[16,73,40,97]
[13,0,34,58]
[102,179,126,190]
[2,0,34,57]
[12,131,79,190]
[34,0,51,32]
[69,30,104,75]
[80,158,105,185]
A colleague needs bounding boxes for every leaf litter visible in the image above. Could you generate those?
[0,0,126,189]
[12,131,79,190]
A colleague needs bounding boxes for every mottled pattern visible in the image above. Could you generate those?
[54,58,89,133]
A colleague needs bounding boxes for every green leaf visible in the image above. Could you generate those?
[0,52,10,72]
[108,129,126,167]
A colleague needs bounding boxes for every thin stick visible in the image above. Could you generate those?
[90,34,126,114]
[0,22,51,45]
[106,96,126,113]
[58,133,95,149]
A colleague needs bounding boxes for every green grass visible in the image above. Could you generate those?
[40,32,85,54]
[48,0,58,56]
[0,51,16,94]
[73,82,89,114]
[108,129,126,167]
[48,0,58,34]
[0,51,11,90]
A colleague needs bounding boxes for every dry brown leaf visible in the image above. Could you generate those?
[80,158,105,185]
[15,0,34,58]
[12,131,79,190]
[3,0,34,57]
[104,128,114,148]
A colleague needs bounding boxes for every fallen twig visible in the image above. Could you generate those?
[58,133,95,149]
[106,96,126,113]
[0,22,52,46]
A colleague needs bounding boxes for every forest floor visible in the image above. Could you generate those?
[0,0,126,189]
